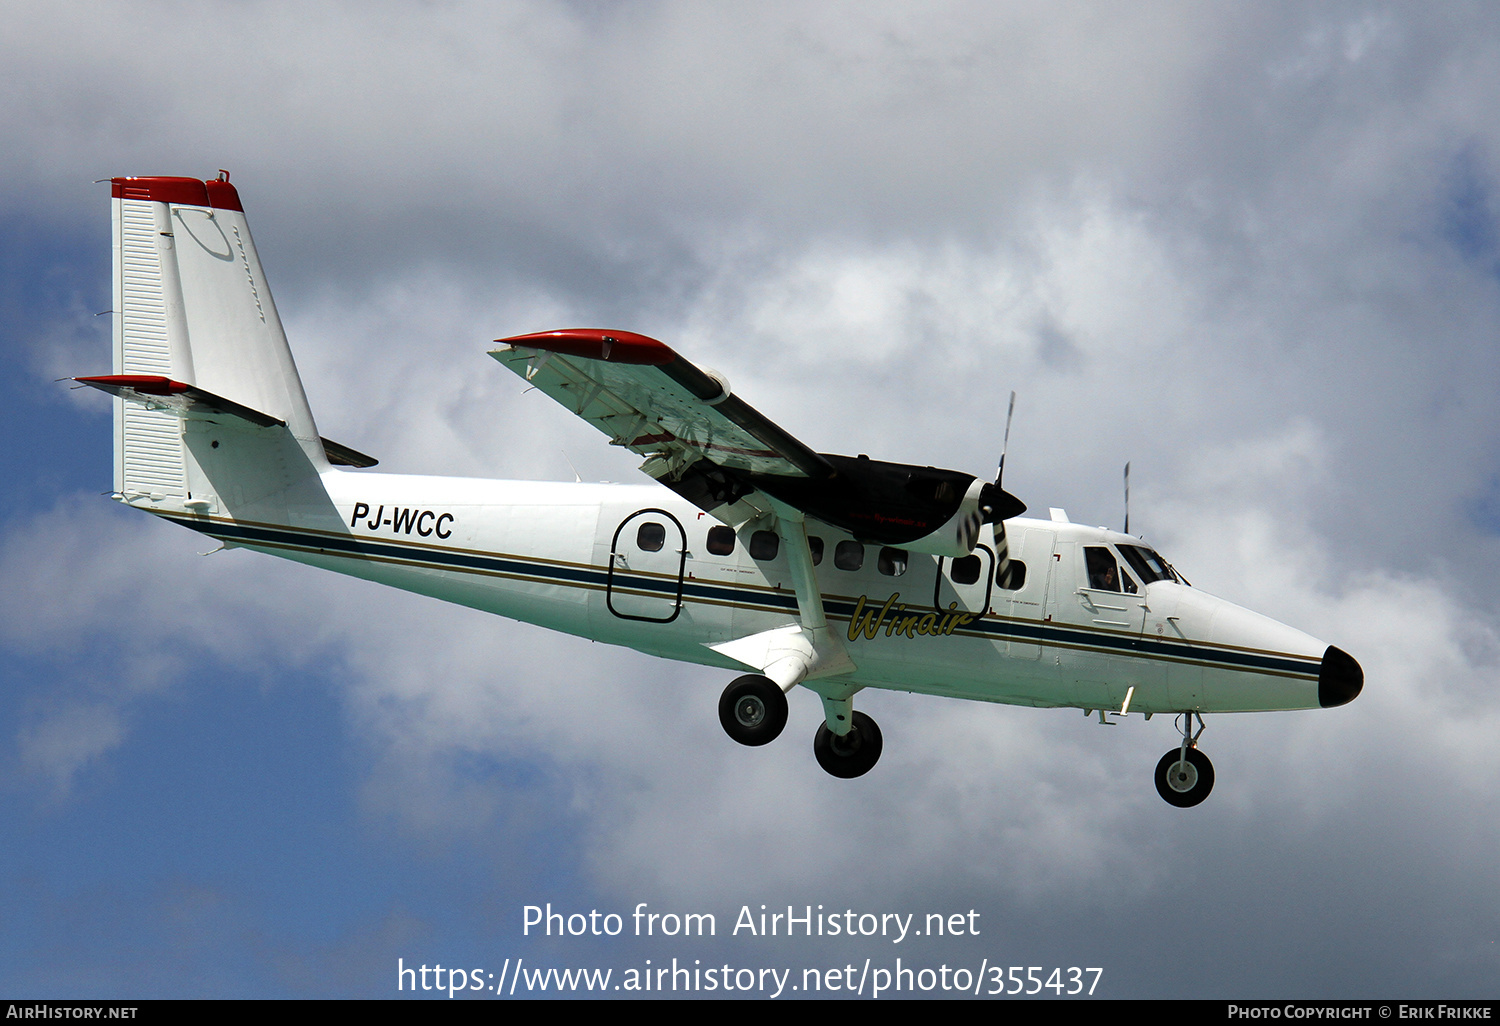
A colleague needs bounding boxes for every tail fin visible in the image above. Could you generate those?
[79,174,373,516]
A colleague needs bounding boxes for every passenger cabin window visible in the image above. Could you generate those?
[636,522,666,552]
[749,530,779,561]
[1084,546,1121,591]
[878,547,908,577]
[707,525,736,556]
[808,536,824,566]
[997,561,1027,590]
[834,540,864,571]
[951,554,981,586]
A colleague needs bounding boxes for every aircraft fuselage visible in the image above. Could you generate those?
[149,471,1341,718]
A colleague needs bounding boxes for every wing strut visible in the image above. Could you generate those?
[706,501,858,730]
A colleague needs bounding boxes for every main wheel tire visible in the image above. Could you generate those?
[718,675,788,747]
[813,710,883,778]
[1154,747,1215,808]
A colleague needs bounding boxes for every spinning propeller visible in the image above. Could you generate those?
[978,391,1026,588]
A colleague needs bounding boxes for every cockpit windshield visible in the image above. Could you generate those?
[1118,544,1179,585]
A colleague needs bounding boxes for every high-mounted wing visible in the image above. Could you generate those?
[490,329,1024,556]
[492,328,829,489]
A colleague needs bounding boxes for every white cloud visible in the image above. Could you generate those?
[16,700,124,800]
[9,0,1500,994]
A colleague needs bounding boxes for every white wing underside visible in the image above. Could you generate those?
[490,345,810,482]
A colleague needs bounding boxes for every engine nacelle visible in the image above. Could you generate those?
[896,478,989,557]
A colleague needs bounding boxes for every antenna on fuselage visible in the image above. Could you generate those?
[1123,461,1130,535]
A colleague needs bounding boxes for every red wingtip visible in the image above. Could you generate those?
[495,330,678,366]
[75,375,189,396]
[110,176,243,212]
[494,329,676,366]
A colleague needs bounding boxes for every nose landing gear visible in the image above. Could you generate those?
[1154,712,1214,807]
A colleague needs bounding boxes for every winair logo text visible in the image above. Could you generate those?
[847,593,978,642]
[351,502,454,539]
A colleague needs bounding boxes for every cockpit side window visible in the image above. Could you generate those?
[1084,546,1121,591]
[1119,544,1177,585]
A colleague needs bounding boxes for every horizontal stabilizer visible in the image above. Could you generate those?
[76,375,378,468]
[78,374,281,425]
[318,437,380,469]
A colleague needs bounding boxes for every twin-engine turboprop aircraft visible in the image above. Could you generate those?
[75,174,1363,807]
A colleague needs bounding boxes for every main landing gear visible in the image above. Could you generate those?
[1154,711,1214,808]
[718,676,884,778]
[718,674,788,746]
[813,711,883,778]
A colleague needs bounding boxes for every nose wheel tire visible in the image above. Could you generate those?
[813,711,883,778]
[1154,747,1214,808]
[719,675,788,747]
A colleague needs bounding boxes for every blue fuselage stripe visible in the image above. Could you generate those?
[165,516,1318,680]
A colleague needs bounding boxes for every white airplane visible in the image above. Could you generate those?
[75,174,1363,808]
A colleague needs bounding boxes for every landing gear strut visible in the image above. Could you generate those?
[718,674,788,747]
[813,710,883,778]
[1154,711,1214,808]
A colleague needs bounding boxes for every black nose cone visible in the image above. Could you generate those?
[1318,645,1364,707]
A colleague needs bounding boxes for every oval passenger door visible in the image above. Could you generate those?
[607,509,687,622]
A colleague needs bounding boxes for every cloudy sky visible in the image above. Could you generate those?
[2,0,1499,999]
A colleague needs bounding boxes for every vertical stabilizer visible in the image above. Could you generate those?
[106,174,330,511]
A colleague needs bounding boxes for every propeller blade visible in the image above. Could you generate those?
[996,391,1016,489]
[990,390,1019,586]
[993,516,1012,589]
